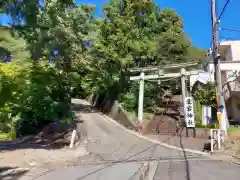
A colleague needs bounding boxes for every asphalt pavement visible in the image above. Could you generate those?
[20,99,240,180]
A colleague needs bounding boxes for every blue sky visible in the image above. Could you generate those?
[1,0,239,49]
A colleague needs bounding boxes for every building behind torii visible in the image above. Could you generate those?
[128,62,214,130]
[191,40,240,126]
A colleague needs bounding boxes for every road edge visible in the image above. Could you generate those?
[76,99,239,165]
[101,114,210,156]
[103,114,240,166]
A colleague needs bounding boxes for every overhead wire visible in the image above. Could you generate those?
[215,0,240,43]
[219,27,240,33]
[217,0,231,21]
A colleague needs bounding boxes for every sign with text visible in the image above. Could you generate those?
[184,97,195,128]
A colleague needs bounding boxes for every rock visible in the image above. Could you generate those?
[29,162,37,167]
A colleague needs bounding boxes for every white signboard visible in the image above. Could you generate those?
[202,105,212,125]
[184,97,195,128]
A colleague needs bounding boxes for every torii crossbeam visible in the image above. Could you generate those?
[128,62,205,123]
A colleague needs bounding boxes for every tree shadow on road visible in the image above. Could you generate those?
[71,102,99,114]
[0,124,75,152]
[0,102,91,152]
[0,166,28,180]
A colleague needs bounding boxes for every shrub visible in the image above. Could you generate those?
[0,61,72,136]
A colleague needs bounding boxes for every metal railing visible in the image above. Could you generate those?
[210,129,225,153]
[155,107,167,133]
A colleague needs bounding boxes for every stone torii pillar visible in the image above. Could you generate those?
[138,71,145,122]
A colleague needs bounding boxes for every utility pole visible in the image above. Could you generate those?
[211,0,228,132]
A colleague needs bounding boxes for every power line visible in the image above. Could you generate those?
[219,27,240,33]
[219,36,239,41]
[217,0,231,21]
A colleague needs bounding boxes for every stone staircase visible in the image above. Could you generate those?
[155,115,178,135]
[142,108,180,135]
[142,95,182,135]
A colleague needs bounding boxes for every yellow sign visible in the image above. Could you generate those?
[217,113,222,121]
[217,112,222,129]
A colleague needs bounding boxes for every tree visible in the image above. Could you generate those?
[0,0,208,134]
[90,2,190,92]
[0,26,29,62]
[192,82,216,107]
[0,1,98,136]
[2,0,95,70]
[0,61,27,134]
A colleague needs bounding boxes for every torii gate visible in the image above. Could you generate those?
[128,62,206,123]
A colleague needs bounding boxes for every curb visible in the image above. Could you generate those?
[103,114,240,166]
[78,99,209,155]
[76,99,239,165]
[102,114,210,156]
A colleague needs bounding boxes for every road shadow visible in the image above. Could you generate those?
[0,101,92,152]
[0,122,76,151]
[0,166,28,180]
[71,102,100,114]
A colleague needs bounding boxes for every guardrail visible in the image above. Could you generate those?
[155,107,167,133]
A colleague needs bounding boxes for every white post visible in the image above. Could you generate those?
[138,71,145,122]
[210,129,214,153]
[69,129,77,148]
[217,129,221,149]
[180,68,186,123]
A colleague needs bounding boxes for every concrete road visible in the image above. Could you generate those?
[23,99,240,180]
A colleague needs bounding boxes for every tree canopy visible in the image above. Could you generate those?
[0,0,206,137]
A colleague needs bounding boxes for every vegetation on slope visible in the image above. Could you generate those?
[0,0,208,138]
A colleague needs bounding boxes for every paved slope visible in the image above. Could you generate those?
[20,99,240,180]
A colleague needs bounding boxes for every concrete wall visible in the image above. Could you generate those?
[86,95,139,130]
[107,101,139,130]
[231,94,240,120]
[231,42,240,61]
[220,40,240,61]
[208,62,240,72]
[224,46,233,61]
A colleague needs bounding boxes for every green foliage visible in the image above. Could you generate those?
[0,26,29,61]
[0,61,71,136]
[187,46,206,62]
[4,1,96,71]
[0,61,27,133]
[192,82,216,108]
[88,0,196,112]
[0,0,208,137]
[18,62,71,135]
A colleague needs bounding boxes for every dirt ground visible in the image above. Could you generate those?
[0,122,88,169]
[222,128,240,158]
[0,142,88,168]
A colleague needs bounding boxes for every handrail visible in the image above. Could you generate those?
[155,107,167,133]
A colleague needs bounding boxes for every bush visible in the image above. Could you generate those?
[0,61,72,136]
[120,82,157,113]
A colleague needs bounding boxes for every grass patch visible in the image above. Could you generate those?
[228,126,240,140]
[195,122,219,129]
[125,111,153,122]
[125,111,137,121]
[222,126,240,158]
[0,132,15,140]
[60,118,74,125]
[143,112,153,121]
